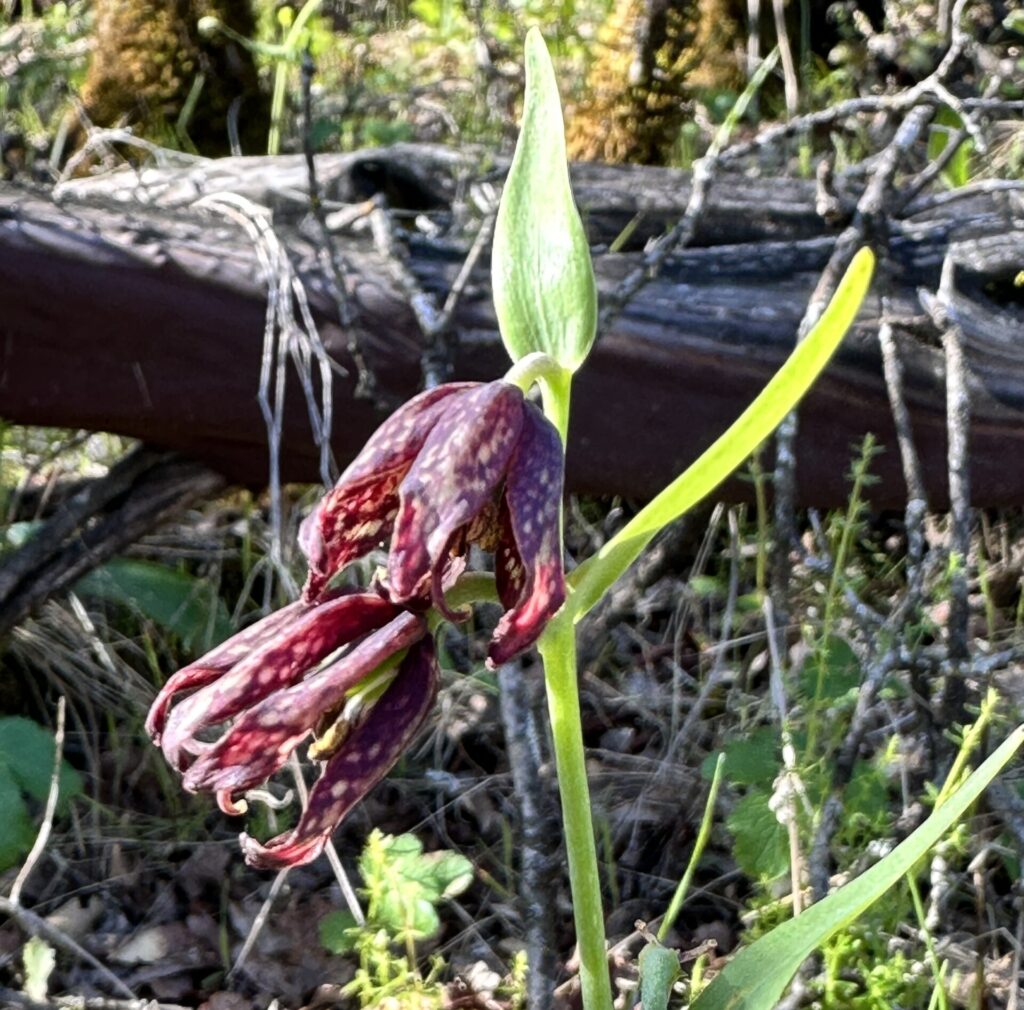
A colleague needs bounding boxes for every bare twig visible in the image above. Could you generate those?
[368,198,494,389]
[770,0,798,118]
[0,990,188,1010]
[9,698,66,907]
[227,868,290,982]
[497,659,560,1010]
[918,252,973,724]
[300,50,374,402]
[194,191,337,579]
[770,102,933,637]
[763,597,808,916]
[230,754,365,981]
[0,897,135,1000]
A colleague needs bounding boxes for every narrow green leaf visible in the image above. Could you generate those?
[639,943,681,1010]
[492,27,597,372]
[568,248,875,620]
[692,725,1024,1010]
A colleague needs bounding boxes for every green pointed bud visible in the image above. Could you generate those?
[492,28,597,373]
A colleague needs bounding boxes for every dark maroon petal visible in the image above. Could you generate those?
[488,401,566,666]
[240,636,439,869]
[182,612,426,794]
[494,498,526,611]
[161,592,397,769]
[388,382,525,606]
[302,384,478,601]
[146,601,306,743]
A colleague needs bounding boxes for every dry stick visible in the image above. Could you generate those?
[0,447,164,604]
[878,309,930,613]
[230,756,365,981]
[0,989,188,1010]
[299,50,373,406]
[368,200,495,390]
[808,309,936,899]
[0,456,225,641]
[1008,882,1024,1010]
[497,660,560,1010]
[770,0,798,118]
[936,254,973,726]
[227,868,290,982]
[9,699,66,907]
[769,102,934,645]
[763,596,808,917]
[0,897,135,1000]
[896,127,970,214]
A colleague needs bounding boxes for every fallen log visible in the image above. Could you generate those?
[2,143,1023,507]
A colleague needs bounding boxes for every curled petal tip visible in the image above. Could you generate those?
[240,830,328,870]
[239,636,438,869]
[217,790,248,816]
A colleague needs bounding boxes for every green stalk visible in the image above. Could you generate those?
[532,365,612,1010]
[658,753,725,940]
[267,0,324,155]
[538,616,613,1010]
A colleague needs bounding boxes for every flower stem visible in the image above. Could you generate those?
[538,616,612,1010]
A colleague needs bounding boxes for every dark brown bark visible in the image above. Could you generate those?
[2,145,1023,507]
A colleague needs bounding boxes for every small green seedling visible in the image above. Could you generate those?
[319,830,474,1006]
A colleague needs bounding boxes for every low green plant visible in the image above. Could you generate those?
[318,830,474,1008]
[200,0,329,155]
[0,716,81,871]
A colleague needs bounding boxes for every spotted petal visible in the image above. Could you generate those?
[146,600,306,744]
[240,635,439,869]
[388,382,525,607]
[302,384,477,601]
[160,591,397,770]
[489,400,566,666]
[181,612,426,796]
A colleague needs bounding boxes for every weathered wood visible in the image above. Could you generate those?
[1,144,1023,506]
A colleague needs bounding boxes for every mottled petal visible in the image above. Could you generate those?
[240,636,439,869]
[161,592,397,769]
[489,401,566,666]
[303,384,478,601]
[182,612,426,795]
[389,382,525,606]
[146,601,306,743]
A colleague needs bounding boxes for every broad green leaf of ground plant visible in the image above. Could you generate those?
[76,557,233,652]
[492,28,597,373]
[0,716,82,871]
[0,773,36,871]
[567,248,876,620]
[0,716,81,811]
[692,725,1024,1010]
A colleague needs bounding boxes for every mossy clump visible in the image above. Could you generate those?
[80,0,266,155]
[566,0,744,165]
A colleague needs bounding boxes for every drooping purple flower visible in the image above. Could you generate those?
[301,380,566,664]
[146,593,438,868]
